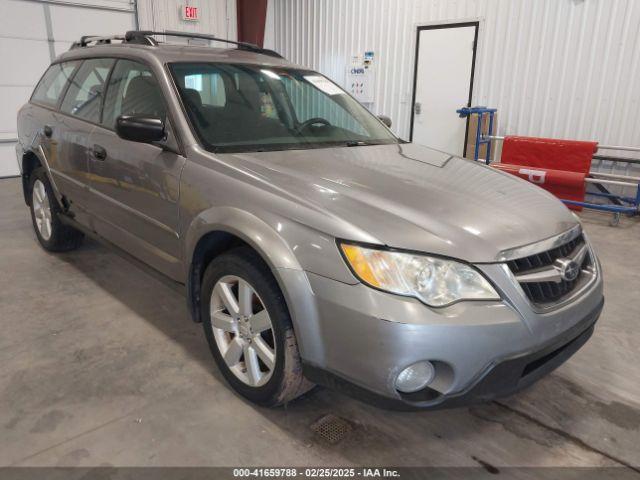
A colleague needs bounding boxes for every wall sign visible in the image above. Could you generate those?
[180,5,199,21]
[347,51,375,103]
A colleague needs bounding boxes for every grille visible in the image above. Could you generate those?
[507,234,590,304]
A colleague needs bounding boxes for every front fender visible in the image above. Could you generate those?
[184,206,303,275]
[183,207,328,362]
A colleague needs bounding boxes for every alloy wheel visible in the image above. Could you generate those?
[32,179,52,241]
[210,275,277,387]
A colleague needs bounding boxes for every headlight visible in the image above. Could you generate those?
[339,242,500,307]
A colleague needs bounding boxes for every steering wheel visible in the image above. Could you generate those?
[295,117,332,133]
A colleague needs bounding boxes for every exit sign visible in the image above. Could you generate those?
[180,5,199,21]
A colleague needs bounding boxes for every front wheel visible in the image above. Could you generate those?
[201,247,313,406]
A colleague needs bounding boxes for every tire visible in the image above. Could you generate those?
[29,167,83,252]
[201,246,314,406]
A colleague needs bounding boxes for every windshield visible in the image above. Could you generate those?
[169,63,397,153]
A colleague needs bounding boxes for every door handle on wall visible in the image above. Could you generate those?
[91,144,107,161]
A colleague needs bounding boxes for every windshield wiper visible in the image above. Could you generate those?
[346,140,377,147]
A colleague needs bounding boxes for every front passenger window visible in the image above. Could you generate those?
[60,58,114,123]
[101,59,166,129]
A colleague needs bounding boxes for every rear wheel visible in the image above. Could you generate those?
[201,247,313,406]
[29,167,83,252]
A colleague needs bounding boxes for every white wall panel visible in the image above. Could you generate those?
[266,0,640,152]
[49,6,136,43]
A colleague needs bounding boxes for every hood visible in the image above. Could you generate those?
[219,143,578,263]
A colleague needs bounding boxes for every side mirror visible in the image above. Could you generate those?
[378,115,392,128]
[116,114,165,143]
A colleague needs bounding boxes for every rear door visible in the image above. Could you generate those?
[20,61,79,203]
[88,59,185,280]
[55,57,114,225]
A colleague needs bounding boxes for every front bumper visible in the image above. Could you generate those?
[284,258,604,410]
[304,298,601,410]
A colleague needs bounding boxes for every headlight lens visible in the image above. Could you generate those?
[340,243,500,307]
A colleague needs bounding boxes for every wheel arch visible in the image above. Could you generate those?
[20,147,64,210]
[20,149,43,206]
[184,207,303,324]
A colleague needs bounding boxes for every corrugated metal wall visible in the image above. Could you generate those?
[137,0,236,41]
[265,0,640,151]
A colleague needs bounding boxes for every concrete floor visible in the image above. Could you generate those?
[1,177,639,471]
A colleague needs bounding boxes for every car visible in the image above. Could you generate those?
[16,30,604,410]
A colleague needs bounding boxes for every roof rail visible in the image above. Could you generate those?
[68,31,284,59]
[125,30,284,58]
[69,35,126,49]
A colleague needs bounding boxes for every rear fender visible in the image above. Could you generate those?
[20,141,64,210]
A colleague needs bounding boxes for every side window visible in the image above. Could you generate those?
[31,61,79,107]
[60,58,114,123]
[102,59,166,129]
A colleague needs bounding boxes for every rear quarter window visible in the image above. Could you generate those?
[31,61,79,107]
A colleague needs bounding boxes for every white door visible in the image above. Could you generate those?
[410,23,477,156]
[0,0,136,177]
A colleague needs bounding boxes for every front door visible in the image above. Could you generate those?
[410,22,478,156]
[88,59,185,281]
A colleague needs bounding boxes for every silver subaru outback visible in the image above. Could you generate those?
[16,31,603,409]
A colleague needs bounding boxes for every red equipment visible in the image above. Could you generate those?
[492,164,587,207]
[495,136,599,211]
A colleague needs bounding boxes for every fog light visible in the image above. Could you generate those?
[395,361,435,393]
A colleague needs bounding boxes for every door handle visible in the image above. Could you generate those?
[91,144,107,161]
[414,102,422,115]
[43,125,53,138]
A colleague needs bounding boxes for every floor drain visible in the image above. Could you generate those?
[311,414,353,444]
